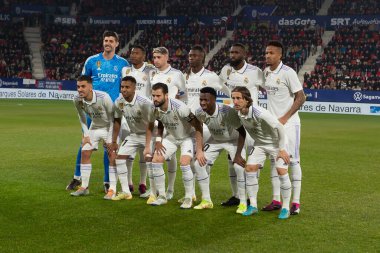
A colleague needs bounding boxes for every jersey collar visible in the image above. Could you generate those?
[83,90,97,105]
[157,98,173,113]
[132,62,146,72]
[191,67,205,76]
[124,93,137,106]
[206,103,220,118]
[237,106,255,120]
[267,61,283,74]
[233,61,248,74]
[157,65,171,74]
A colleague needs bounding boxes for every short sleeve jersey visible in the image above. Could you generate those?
[82,53,129,101]
[121,62,155,98]
[263,62,303,124]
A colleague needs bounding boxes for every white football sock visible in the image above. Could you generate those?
[234,164,246,205]
[146,162,156,196]
[245,171,259,208]
[228,160,238,198]
[115,159,131,194]
[279,173,292,210]
[181,165,194,199]
[108,166,117,192]
[291,162,302,204]
[167,155,177,193]
[80,164,92,189]
[270,158,281,202]
[126,159,133,186]
[152,163,166,197]
[139,161,147,185]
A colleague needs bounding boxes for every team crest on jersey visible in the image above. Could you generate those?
[78,101,84,109]
[119,102,124,110]
[220,121,225,127]
[137,110,142,116]
[244,77,249,84]
[265,71,269,77]
[276,78,281,84]
[125,68,131,75]
[96,61,101,70]
[143,75,147,81]
[173,115,178,121]
[151,72,156,80]
[98,106,102,111]
[114,66,118,71]
[167,77,171,83]
[202,80,207,86]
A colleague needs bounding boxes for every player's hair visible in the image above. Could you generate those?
[103,30,119,42]
[122,76,137,84]
[152,82,168,94]
[191,45,206,63]
[231,86,252,107]
[231,43,247,52]
[132,44,146,53]
[153,47,169,55]
[77,75,92,84]
[267,40,284,56]
[200,87,217,99]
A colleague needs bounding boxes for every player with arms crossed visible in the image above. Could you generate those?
[231,86,292,219]
[147,83,206,208]
[67,31,129,192]
[105,76,156,201]
[71,75,114,197]
[193,87,246,212]
[219,43,264,206]
[262,41,306,215]
[149,47,187,200]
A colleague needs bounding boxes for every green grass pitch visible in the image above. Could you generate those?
[0,99,379,252]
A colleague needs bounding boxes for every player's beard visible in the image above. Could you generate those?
[154,98,165,108]
[229,58,243,68]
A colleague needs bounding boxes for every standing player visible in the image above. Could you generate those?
[193,87,246,212]
[149,47,187,200]
[219,43,264,206]
[262,41,306,215]
[105,76,155,201]
[231,86,292,219]
[70,75,114,197]
[148,83,206,208]
[121,45,155,197]
[66,31,129,192]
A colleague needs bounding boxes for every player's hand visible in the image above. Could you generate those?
[233,154,246,168]
[196,150,207,167]
[277,149,290,165]
[82,136,92,147]
[154,141,166,156]
[106,142,118,156]
[143,147,152,161]
[278,116,288,125]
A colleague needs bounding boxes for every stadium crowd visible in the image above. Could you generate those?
[242,0,322,16]
[166,0,239,16]
[328,0,379,15]
[303,25,380,91]
[0,22,32,78]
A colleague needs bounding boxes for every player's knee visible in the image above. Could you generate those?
[276,167,288,175]
[81,150,92,162]
[179,155,191,166]
[245,164,259,172]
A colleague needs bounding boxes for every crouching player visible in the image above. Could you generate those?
[71,75,114,197]
[231,86,292,219]
[105,76,156,201]
[193,87,246,212]
[147,83,206,208]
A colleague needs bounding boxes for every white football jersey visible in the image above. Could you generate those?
[220,61,264,104]
[195,103,241,142]
[121,62,155,98]
[150,65,187,103]
[263,62,303,124]
[185,67,230,113]
[73,90,114,137]
[114,93,155,135]
[154,98,193,141]
[237,104,286,149]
